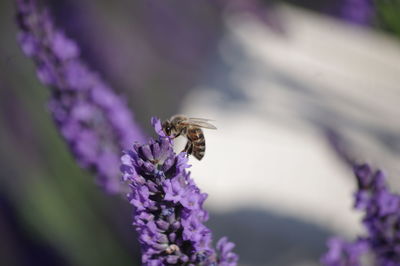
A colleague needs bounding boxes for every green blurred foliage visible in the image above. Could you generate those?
[376,0,400,37]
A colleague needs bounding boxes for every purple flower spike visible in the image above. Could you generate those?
[121,118,238,265]
[322,163,400,265]
[16,0,145,193]
[216,237,239,266]
[321,237,369,266]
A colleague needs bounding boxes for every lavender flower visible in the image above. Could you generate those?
[121,117,238,265]
[321,237,369,266]
[322,163,400,265]
[216,237,239,266]
[16,0,145,193]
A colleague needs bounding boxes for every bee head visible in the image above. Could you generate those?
[162,120,172,136]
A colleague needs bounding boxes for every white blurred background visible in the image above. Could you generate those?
[179,4,400,265]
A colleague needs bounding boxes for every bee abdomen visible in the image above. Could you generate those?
[188,128,206,160]
[193,146,205,160]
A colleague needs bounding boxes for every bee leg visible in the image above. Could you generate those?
[172,128,184,138]
[183,141,193,157]
[182,141,190,152]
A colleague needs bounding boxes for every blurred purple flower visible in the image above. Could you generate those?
[121,117,238,265]
[339,0,375,25]
[15,0,145,193]
[321,237,369,266]
[322,163,400,265]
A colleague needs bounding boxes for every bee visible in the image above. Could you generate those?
[162,115,217,160]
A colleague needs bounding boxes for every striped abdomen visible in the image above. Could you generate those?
[187,126,205,160]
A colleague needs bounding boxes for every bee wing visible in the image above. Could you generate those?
[188,117,215,122]
[187,118,217,130]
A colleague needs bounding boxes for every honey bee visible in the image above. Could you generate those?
[162,115,217,160]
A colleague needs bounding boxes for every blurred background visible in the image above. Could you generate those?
[1,0,400,265]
